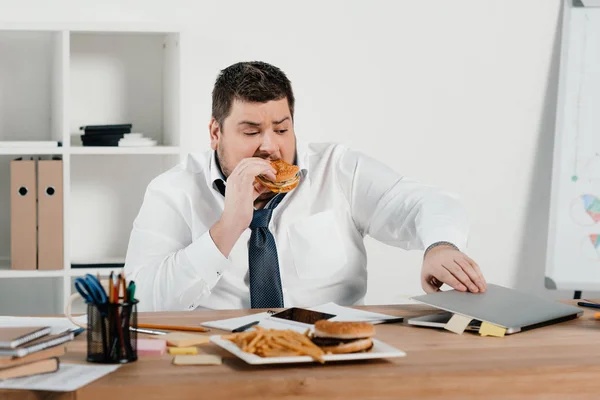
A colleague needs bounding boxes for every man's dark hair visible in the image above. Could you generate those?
[211,61,295,128]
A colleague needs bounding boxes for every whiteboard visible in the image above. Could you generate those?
[546,1,600,290]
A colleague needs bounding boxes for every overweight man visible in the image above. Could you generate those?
[124,61,487,311]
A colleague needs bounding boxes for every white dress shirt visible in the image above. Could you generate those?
[124,142,469,311]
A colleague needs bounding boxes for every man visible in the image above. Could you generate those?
[124,61,486,312]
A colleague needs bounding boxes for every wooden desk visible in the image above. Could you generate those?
[2,304,600,399]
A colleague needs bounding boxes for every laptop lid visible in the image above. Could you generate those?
[410,284,583,334]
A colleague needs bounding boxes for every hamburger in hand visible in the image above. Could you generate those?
[255,159,300,193]
[311,320,375,354]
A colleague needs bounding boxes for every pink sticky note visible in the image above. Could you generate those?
[137,338,167,356]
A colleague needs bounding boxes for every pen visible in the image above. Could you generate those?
[136,323,209,333]
[232,320,260,333]
[130,327,168,335]
[577,301,600,309]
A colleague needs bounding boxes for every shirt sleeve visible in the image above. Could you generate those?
[334,146,470,252]
[123,182,231,312]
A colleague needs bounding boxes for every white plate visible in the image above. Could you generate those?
[210,335,407,365]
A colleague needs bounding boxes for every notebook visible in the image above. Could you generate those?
[0,345,65,369]
[0,357,59,380]
[0,331,74,358]
[0,327,52,349]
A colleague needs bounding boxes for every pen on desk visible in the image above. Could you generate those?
[136,323,210,333]
[232,321,260,333]
[130,327,168,335]
[577,301,600,309]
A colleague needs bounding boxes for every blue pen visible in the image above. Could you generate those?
[577,301,600,309]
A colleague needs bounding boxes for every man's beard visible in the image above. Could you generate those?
[216,148,233,178]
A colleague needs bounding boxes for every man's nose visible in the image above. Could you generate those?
[258,130,278,153]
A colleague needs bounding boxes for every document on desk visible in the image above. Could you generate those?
[200,303,403,332]
[0,315,87,334]
[0,363,119,391]
[201,312,272,331]
[309,303,404,324]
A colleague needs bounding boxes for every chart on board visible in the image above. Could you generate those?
[546,6,600,290]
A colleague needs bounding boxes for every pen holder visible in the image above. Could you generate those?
[86,300,138,364]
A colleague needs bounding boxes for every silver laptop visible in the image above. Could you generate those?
[409,283,583,334]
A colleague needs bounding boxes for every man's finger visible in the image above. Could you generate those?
[463,255,486,291]
[443,262,478,292]
[422,276,442,293]
[234,159,276,178]
[253,181,268,199]
[454,259,485,292]
[242,163,277,181]
[434,267,467,292]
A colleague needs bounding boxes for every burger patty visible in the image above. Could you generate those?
[311,337,368,347]
[268,176,299,186]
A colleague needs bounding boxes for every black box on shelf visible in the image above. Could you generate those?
[79,124,132,135]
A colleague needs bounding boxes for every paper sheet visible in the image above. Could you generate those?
[201,312,271,331]
[444,313,472,334]
[0,315,87,334]
[200,303,403,332]
[0,363,119,392]
[309,302,404,324]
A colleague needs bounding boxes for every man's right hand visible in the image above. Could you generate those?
[210,158,276,257]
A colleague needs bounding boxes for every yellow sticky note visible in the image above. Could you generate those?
[168,346,198,355]
[152,332,210,347]
[444,313,472,334]
[172,355,222,366]
[479,321,506,337]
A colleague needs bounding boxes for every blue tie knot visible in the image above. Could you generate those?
[250,209,273,229]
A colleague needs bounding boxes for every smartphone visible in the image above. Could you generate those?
[270,307,336,325]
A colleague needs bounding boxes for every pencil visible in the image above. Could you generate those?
[137,323,209,333]
[108,272,114,303]
[121,275,127,303]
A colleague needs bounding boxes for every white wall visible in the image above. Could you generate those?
[1,0,586,304]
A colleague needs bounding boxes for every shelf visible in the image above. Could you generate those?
[0,268,65,278]
[69,146,181,155]
[0,22,181,34]
[0,147,64,155]
[69,267,124,277]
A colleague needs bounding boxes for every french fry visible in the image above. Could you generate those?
[223,327,325,363]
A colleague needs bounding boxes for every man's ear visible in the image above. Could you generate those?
[209,117,221,151]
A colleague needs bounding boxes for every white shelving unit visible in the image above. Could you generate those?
[0,23,184,315]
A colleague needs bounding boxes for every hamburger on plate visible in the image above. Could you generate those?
[310,320,375,354]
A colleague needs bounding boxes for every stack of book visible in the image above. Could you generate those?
[79,124,157,147]
[0,327,74,380]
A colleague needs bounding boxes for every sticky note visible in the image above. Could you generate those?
[137,338,167,356]
[479,321,506,337]
[172,355,222,366]
[168,346,198,355]
[444,313,472,335]
[152,332,210,347]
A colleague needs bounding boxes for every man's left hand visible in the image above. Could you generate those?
[421,245,487,293]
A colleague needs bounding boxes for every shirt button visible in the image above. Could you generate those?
[283,288,288,294]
